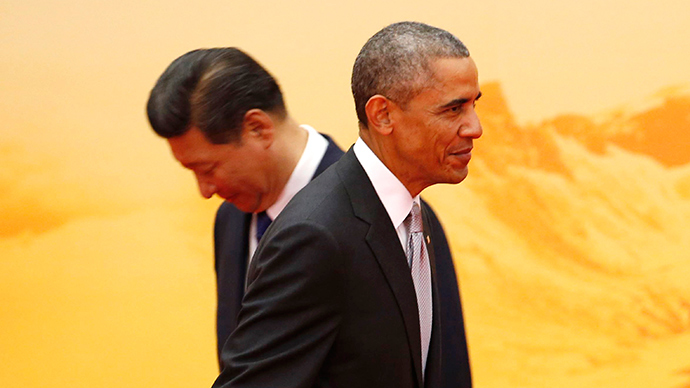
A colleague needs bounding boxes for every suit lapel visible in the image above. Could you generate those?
[220,135,342,355]
[229,137,342,333]
[236,136,340,302]
[336,149,425,388]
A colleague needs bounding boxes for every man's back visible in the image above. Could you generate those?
[213,135,344,363]
[215,147,472,387]
[215,150,434,387]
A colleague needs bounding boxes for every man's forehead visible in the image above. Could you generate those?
[167,129,212,166]
[412,57,479,102]
[429,57,477,81]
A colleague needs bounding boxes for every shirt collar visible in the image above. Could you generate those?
[353,137,418,230]
[265,125,328,220]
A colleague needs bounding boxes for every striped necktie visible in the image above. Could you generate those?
[405,202,433,377]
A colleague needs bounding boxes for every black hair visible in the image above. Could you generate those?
[146,47,286,144]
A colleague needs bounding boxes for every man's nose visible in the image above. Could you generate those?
[461,109,482,139]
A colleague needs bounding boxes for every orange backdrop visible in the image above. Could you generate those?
[2,1,689,387]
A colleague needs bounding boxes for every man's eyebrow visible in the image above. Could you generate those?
[440,98,469,109]
[439,92,482,109]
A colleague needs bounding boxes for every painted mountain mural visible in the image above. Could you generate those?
[423,83,690,388]
[1,83,688,387]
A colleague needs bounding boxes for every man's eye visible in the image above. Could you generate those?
[448,105,462,113]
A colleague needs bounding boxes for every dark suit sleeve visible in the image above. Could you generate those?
[213,221,345,388]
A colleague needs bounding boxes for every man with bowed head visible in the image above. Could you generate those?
[145,47,344,364]
[214,21,481,388]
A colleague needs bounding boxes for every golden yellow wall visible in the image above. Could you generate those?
[2,1,689,387]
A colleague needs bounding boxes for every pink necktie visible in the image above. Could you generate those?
[405,202,432,376]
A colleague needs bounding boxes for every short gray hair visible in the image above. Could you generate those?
[351,21,470,128]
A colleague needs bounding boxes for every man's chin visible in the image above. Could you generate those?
[441,167,469,185]
[227,196,263,213]
[220,195,238,205]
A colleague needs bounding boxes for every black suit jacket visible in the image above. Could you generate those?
[213,149,472,388]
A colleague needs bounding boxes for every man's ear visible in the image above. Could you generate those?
[364,95,394,136]
[241,109,275,148]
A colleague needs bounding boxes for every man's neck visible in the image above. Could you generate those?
[274,117,309,178]
[359,130,425,197]
[263,117,309,211]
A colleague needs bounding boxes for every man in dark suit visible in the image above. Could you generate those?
[213,21,481,388]
[146,45,343,352]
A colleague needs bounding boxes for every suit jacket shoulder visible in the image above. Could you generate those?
[216,150,425,388]
[213,133,344,367]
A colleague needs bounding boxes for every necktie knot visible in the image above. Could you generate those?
[406,202,423,234]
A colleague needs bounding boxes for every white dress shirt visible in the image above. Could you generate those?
[353,137,420,254]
